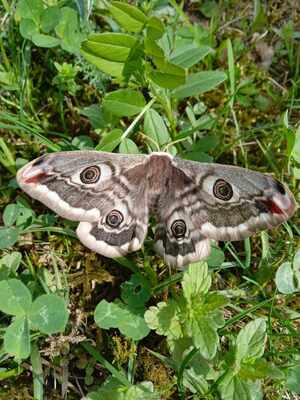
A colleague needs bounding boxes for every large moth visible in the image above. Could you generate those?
[17,151,297,268]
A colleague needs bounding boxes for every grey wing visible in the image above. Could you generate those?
[17,151,149,258]
[154,157,297,268]
[172,157,297,242]
[153,161,211,268]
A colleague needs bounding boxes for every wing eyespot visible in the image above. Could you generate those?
[171,219,186,238]
[80,166,101,184]
[106,210,124,228]
[213,179,233,201]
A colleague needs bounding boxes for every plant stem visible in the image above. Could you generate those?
[121,98,155,141]
[31,342,44,400]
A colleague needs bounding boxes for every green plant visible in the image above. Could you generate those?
[0,278,69,359]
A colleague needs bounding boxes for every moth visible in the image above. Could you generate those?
[17,151,297,268]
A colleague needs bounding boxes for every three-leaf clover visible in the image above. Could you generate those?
[0,279,69,359]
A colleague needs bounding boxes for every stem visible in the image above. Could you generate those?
[260,231,270,261]
[177,347,199,398]
[127,341,137,384]
[244,238,251,269]
[121,98,155,141]
[31,342,44,400]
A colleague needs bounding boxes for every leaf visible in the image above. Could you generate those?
[121,274,151,311]
[146,16,165,40]
[207,245,225,267]
[275,261,299,294]
[180,264,225,359]
[218,371,262,400]
[81,33,136,77]
[148,59,185,89]
[32,33,60,48]
[286,364,300,394]
[144,109,171,149]
[239,359,284,380]
[29,294,69,334]
[3,204,19,226]
[183,366,210,395]
[40,6,60,33]
[235,318,266,366]
[72,135,94,150]
[4,316,31,360]
[0,252,22,277]
[182,151,213,162]
[190,135,219,152]
[172,70,227,99]
[96,129,123,152]
[182,262,211,302]
[144,301,183,340]
[146,263,226,357]
[170,44,213,68]
[119,138,139,154]
[190,318,218,359]
[79,104,108,129]
[19,18,39,40]
[82,33,136,62]
[144,36,164,58]
[87,377,160,400]
[103,89,146,117]
[0,279,32,316]
[15,204,35,226]
[55,7,85,54]
[122,41,145,82]
[108,1,147,33]
[205,293,229,312]
[2,203,34,228]
[95,300,150,341]
[17,0,43,24]
[0,227,20,250]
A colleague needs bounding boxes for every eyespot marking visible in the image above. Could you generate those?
[213,179,233,201]
[171,219,187,238]
[106,210,124,228]
[80,166,101,184]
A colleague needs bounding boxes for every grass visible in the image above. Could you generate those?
[0,1,300,399]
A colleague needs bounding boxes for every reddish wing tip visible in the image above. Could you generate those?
[261,199,284,215]
[22,172,48,184]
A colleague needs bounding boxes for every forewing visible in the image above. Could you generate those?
[17,151,149,257]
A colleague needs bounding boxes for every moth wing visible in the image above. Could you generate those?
[17,151,149,258]
[153,160,211,268]
[173,157,297,242]
[154,157,297,268]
